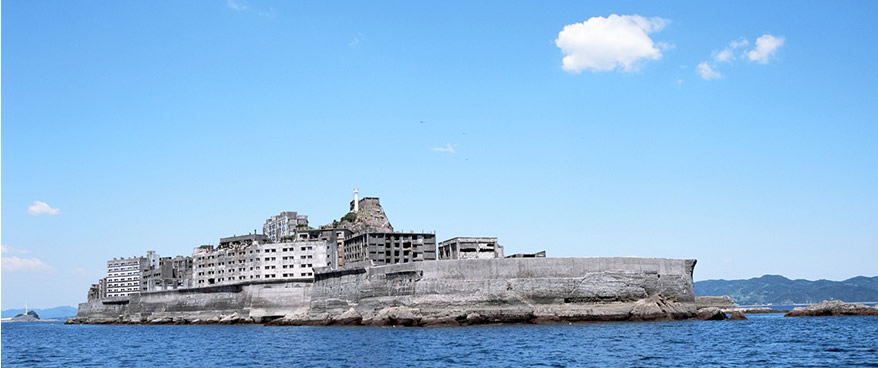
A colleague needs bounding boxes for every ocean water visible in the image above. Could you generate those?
[2,314,877,367]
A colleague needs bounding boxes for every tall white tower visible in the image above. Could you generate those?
[353,188,359,212]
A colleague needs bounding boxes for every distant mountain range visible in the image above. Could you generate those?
[2,306,78,319]
[695,275,878,305]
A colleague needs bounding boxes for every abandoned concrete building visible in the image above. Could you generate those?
[106,251,159,297]
[104,251,194,298]
[343,231,437,267]
[143,255,194,292]
[263,211,309,243]
[290,228,348,270]
[87,278,108,301]
[192,234,331,286]
[87,191,526,304]
[437,237,504,260]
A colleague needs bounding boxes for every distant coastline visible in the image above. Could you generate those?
[695,275,878,305]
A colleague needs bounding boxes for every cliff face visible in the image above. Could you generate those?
[275,257,698,326]
[68,257,698,326]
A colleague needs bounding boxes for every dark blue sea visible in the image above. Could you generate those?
[3,314,877,367]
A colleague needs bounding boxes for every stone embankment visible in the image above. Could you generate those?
[66,280,312,325]
[269,257,699,326]
[784,300,878,317]
[69,257,701,326]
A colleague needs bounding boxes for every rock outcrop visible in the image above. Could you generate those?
[784,300,878,317]
[695,307,727,321]
[695,296,736,310]
[728,311,748,320]
[334,197,394,233]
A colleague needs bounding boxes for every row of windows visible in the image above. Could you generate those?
[197,255,319,268]
[197,261,318,276]
[107,286,139,291]
[197,243,324,261]
[195,272,314,284]
[107,277,140,285]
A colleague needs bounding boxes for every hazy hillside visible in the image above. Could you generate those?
[695,275,878,305]
[2,306,78,319]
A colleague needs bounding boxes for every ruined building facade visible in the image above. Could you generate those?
[438,237,504,260]
[88,191,511,305]
[143,256,194,292]
[192,234,331,286]
[343,231,436,267]
[105,251,193,297]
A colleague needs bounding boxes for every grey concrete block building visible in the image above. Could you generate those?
[343,231,436,268]
[438,237,504,260]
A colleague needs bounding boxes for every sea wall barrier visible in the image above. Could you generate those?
[69,257,698,325]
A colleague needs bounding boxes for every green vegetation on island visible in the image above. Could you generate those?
[695,275,878,305]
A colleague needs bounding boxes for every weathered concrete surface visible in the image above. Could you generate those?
[69,257,699,326]
[784,300,878,317]
[695,296,736,310]
[270,257,698,326]
[67,280,312,324]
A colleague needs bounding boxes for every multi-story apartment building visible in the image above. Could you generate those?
[437,237,504,260]
[192,234,331,287]
[343,231,436,268]
[292,228,347,270]
[263,211,309,243]
[106,251,158,297]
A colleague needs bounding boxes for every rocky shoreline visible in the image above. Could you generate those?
[784,300,878,317]
[266,294,697,327]
[67,294,699,327]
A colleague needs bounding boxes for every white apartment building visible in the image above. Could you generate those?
[263,211,309,243]
[192,235,330,287]
[106,251,158,297]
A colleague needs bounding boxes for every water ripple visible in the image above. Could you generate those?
[2,315,878,367]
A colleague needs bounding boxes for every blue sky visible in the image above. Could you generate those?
[2,1,877,309]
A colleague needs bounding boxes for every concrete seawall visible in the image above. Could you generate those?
[69,257,697,325]
[281,257,698,325]
[69,280,312,324]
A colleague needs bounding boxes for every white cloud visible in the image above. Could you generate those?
[714,38,749,63]
[27,200,60,216]
[729,39,749,49]
[432,144,455,153]
[555,14,669,73]
[715,49,734,62]
[697,62,722,80]
[2,256,51,272]
[748,34,785,64]
[1,245,29,254]
[226,0,247,11]
[701,35,783,80]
